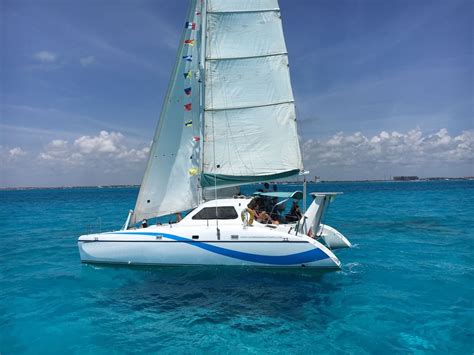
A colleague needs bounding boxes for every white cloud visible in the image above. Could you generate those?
[3,128,471,187]
[9,147,27,158]
[0,146,27,166]
[74,131,123,154]
[38,131,149,166]
[36,128,471,180]
[80,56,96,67]
[116,147,150,162]
[33,50,57,63]
[39,140,76,163]
[303,128,473,179]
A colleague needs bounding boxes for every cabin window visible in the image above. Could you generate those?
[192,206,238,220]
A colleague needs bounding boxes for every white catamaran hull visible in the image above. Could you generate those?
[320,224,352,249]
[78,226,341,268]
[75,2,354,269]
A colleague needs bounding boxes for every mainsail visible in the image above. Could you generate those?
[132,0,303,223]
[201,0,303,187]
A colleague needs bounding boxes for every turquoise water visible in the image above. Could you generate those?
[1,181,473,354]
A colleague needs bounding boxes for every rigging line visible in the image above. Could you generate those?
[203,0,219,232]
[278,7,304,174]
[197,0,206,205]
[206,52,288,61]
[205,100,295,112]
[206,9,280,14]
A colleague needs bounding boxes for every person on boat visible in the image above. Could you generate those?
[256,211,272,224]
[247,198,260,214]
[285,201,302,223]
[248,198,264,220]
[258,183,273,212]
[262,182,270,192]
[141,219,148,228]
[257,211,281,225]
[175,213,183,222]
[247,197,280,225]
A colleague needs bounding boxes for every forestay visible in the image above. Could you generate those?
[202,0,303,187]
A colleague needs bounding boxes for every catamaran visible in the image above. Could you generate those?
[78,0,351,268]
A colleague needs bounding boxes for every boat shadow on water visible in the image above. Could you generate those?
[82,264,346,323]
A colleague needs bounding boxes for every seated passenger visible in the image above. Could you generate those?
[141,219,148,228]
[262,196,273,213]
[270,210,281,224]
[247,198,259,212]
[285,201,302,223]
[248,197,280,225]
[262,212,282,225]
[262,182,270,192]
[256,211,272,224]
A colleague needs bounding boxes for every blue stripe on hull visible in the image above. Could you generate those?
[107,232,329,265]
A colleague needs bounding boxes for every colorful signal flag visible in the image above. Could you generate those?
[184,70,192,79]
[185,22,196,30]
[184,103,192,111]
[188,167,199,176]
[182,55,192,62]
[184,120,193,127]
[184,87,192,95]
[184,39,195,46]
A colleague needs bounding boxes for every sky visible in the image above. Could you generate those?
[1,0,472,187]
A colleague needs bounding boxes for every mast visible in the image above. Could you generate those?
[198,0,207,204]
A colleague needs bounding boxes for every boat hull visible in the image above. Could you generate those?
[78,229,341,269]
[320,224,352,249]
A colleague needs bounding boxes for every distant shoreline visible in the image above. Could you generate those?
[1,177,472,191]
[0,184,140,191]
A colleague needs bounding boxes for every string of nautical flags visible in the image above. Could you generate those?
[183,8,201,177]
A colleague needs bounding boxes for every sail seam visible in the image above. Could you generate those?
[207,9,280,14]
[205,100,294,112]
[206,52,287,61]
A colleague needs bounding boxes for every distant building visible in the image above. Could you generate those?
[393,176,419,181]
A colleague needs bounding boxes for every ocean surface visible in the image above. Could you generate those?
[1,181,473,354]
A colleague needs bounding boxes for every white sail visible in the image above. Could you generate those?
[208,0,279,12]
[201,0,303,188]
[132,0,304,222]
[132,0,202,223]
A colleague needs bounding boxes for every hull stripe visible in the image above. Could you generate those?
[103,232,329,265]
